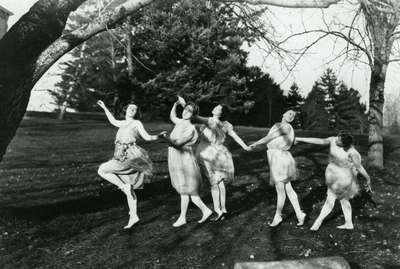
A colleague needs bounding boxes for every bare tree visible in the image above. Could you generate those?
[268,0,400,168]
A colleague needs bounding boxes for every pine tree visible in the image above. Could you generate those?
[284,82,304,129]
[334,83,367,134]
[312,68,339,129]
[301,82,329,130]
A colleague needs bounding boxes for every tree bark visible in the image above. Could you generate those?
[0,0,86,161]
[0,0,152,161]
[367,59,386,168]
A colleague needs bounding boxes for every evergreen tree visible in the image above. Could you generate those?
[301,82,329,130]
[334,83,368,134]
[312,68,339,129]
[284,82,304,129]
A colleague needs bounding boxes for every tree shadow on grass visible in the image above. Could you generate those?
[0,180,176,221]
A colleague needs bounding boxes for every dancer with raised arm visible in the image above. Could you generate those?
[249,110,306,227]
[192,103,250,221]
[164,97,213,227]
[97,100,166,229]
[296,131,371,231]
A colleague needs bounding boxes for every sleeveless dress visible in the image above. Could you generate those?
[195,118,234,185]
[325,139,361,199]
[99,122,153,189]
[266,122,297,185]
[168,119,202,195]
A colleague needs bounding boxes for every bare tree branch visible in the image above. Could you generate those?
[224,0,341,8]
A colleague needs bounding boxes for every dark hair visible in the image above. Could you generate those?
[338,131,354,151]
[219,104,230,122]
[123,102,140,119]
[184,102,199,117]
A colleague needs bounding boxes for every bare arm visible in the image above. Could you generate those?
[97,100,124,128]
[170,102,180,125]
[295,137,332,145]
[250,124,290,148]
[228,130,249,150]
[193,115,209,125]
[135,121,161,141]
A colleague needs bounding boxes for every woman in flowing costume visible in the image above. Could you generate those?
[191,103,250,221]
[296,131,371,231]
[163,97,213,227]
[249,110,306,227]
[97,100,166,229]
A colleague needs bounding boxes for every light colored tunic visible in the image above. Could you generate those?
[196,117,234,185]
[168,119,202,195]
[326,138,361,199]
[99,121,153,189]
[266,122,297,185]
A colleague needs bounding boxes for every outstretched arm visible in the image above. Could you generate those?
[228,129,249,150]
[97,100,124,128]
[135,121,165,141]
[295,137,332,145]
[250,124,290,148]
[170,101,181,125]
[193,115,209,125]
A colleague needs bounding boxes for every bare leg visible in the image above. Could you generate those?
[124,186,139,229]
[211,184,223,216]
[270,182,286,227]
[337,199,354,229]
[219,181,227,214]
[173,195,189,227]
[191,195,213,223]
[310,189,337,231]
[98,164,125,190]
[285,182,306,226]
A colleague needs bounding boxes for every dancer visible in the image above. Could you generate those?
[97,100,166,229]
[296,132,371,231]
[192,103,250,221]
[249,110,306,227]
[164,96,213,227]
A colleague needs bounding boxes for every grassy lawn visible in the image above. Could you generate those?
[0,116,400,269]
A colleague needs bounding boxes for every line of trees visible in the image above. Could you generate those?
[1,0,398,168]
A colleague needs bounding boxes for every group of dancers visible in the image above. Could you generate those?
[96,96,372,231]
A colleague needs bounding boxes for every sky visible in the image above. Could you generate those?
[1,0,399,112]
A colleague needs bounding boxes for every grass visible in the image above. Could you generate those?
[0,115,400,269]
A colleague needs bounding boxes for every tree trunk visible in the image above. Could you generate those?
[0,0,86,161]
[0,0,153,161]
[367,60,386,168]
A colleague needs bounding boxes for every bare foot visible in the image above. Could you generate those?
[297,212,306,226]
[269,215,282,227]
[310,221,321,231]
[198,209,213,223]
[123,215,139,229]
[337,223,354,230]
[172,217,187,227]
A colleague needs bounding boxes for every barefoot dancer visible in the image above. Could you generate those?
[296,132,371,231]
[249,110,306,227]
[164,97,213,227]
[97,100,166,229]
[193,103,250,221]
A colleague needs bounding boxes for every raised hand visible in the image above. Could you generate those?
[97,100,106,109]
[177,95,186,106]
